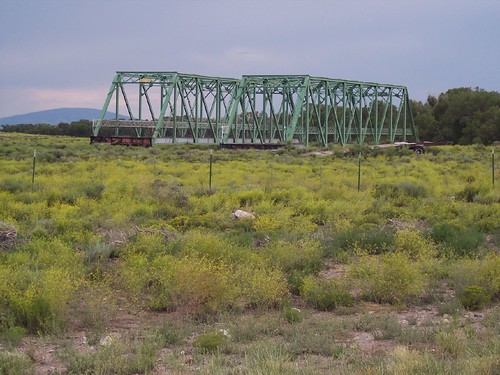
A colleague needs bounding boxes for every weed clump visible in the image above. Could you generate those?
[432,222,484,258]
[0,238,83,333]
[0,351,33,374]
[61,336,159,374]
[450,252,500,296]
[82,182,105,200]
[458,285,490,310]
[0,326,26,349]
[300,276,354,310]
[394,229,437,261]
[194,331,229,353]
[456,185,481,202]
[282,306,304,323]
[373,181,428,200]
[437,299,464,316]
[261,238,322,275]
[0,177,30,194]
[349,253,426,304]
[121,252,288,315]
[326,224,394,256]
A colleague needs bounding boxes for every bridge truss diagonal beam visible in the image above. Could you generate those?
[93,71,417,146]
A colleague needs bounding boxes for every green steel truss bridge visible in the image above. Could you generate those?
[92,71,417,147]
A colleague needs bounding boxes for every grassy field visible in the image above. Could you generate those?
[0,132,499,374]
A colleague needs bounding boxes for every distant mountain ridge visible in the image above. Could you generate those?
[0,108,124,126]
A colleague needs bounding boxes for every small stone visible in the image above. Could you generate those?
[219,329,231,338]
[100,336,113,347]
[233,210,256,220]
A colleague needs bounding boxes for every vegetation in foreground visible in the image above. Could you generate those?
[0,132,498,374]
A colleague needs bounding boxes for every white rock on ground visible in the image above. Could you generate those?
[233,210,256,220]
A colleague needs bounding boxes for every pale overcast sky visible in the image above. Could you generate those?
[1,0,499,118]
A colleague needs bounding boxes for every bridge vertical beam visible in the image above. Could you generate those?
[374,88,380,144]
[340,83,347,146]
[286,76,309,142]
[358,85,363,144]
[194,77,199,142]
[225,78,245,143]
[93,73,120,136]
[406,89,418,140]
[153,73,178,142]
[403,90,408,142]
[215,80,221,142]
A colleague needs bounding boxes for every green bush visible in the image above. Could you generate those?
[282,306,304,323]
[177,229,252,264]
[450,253,500,296]
[242,342,298,374]
[46,190,80,206]
[458,285,490,310]
[373,181,428,200]
[326,224,394,256]
[394,229,437,261]
[83,241,115,264]
[456,185,481,202]
[398,181,429,198]
[261,238,322,274]
[81,181,105,200]
[154,319,189,346]
[0,351,34,375]
[153,204,178,220]
[194,331,228,353]
[61,336,158,375]
[0,178,30,194]
[0,325,26,348]
[300,276,354,311]
[149,180,190,209]
[286,269,308,295]
[125,232,173,258]
[355,314,403,340]
[437,299,464,316]
[121,250,288,314]
[235,264,288,309]
[237,190,265,207]
[0,238,83,333]
[145,255,230,313]
[349,253,426,304]
[432,222,484,257]
[435,331,467,357]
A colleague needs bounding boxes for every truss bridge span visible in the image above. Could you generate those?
[92,71,417,147]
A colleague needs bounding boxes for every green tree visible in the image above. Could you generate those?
[411,99,439,141]
[432,88,500,145]
[1,120,92,137]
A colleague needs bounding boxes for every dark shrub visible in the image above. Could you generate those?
[458,285,490,310]
[432,222,484,257]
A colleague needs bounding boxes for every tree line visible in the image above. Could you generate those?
[1,120,93,138]
[411,87,500,145]
[2,87,499,145]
